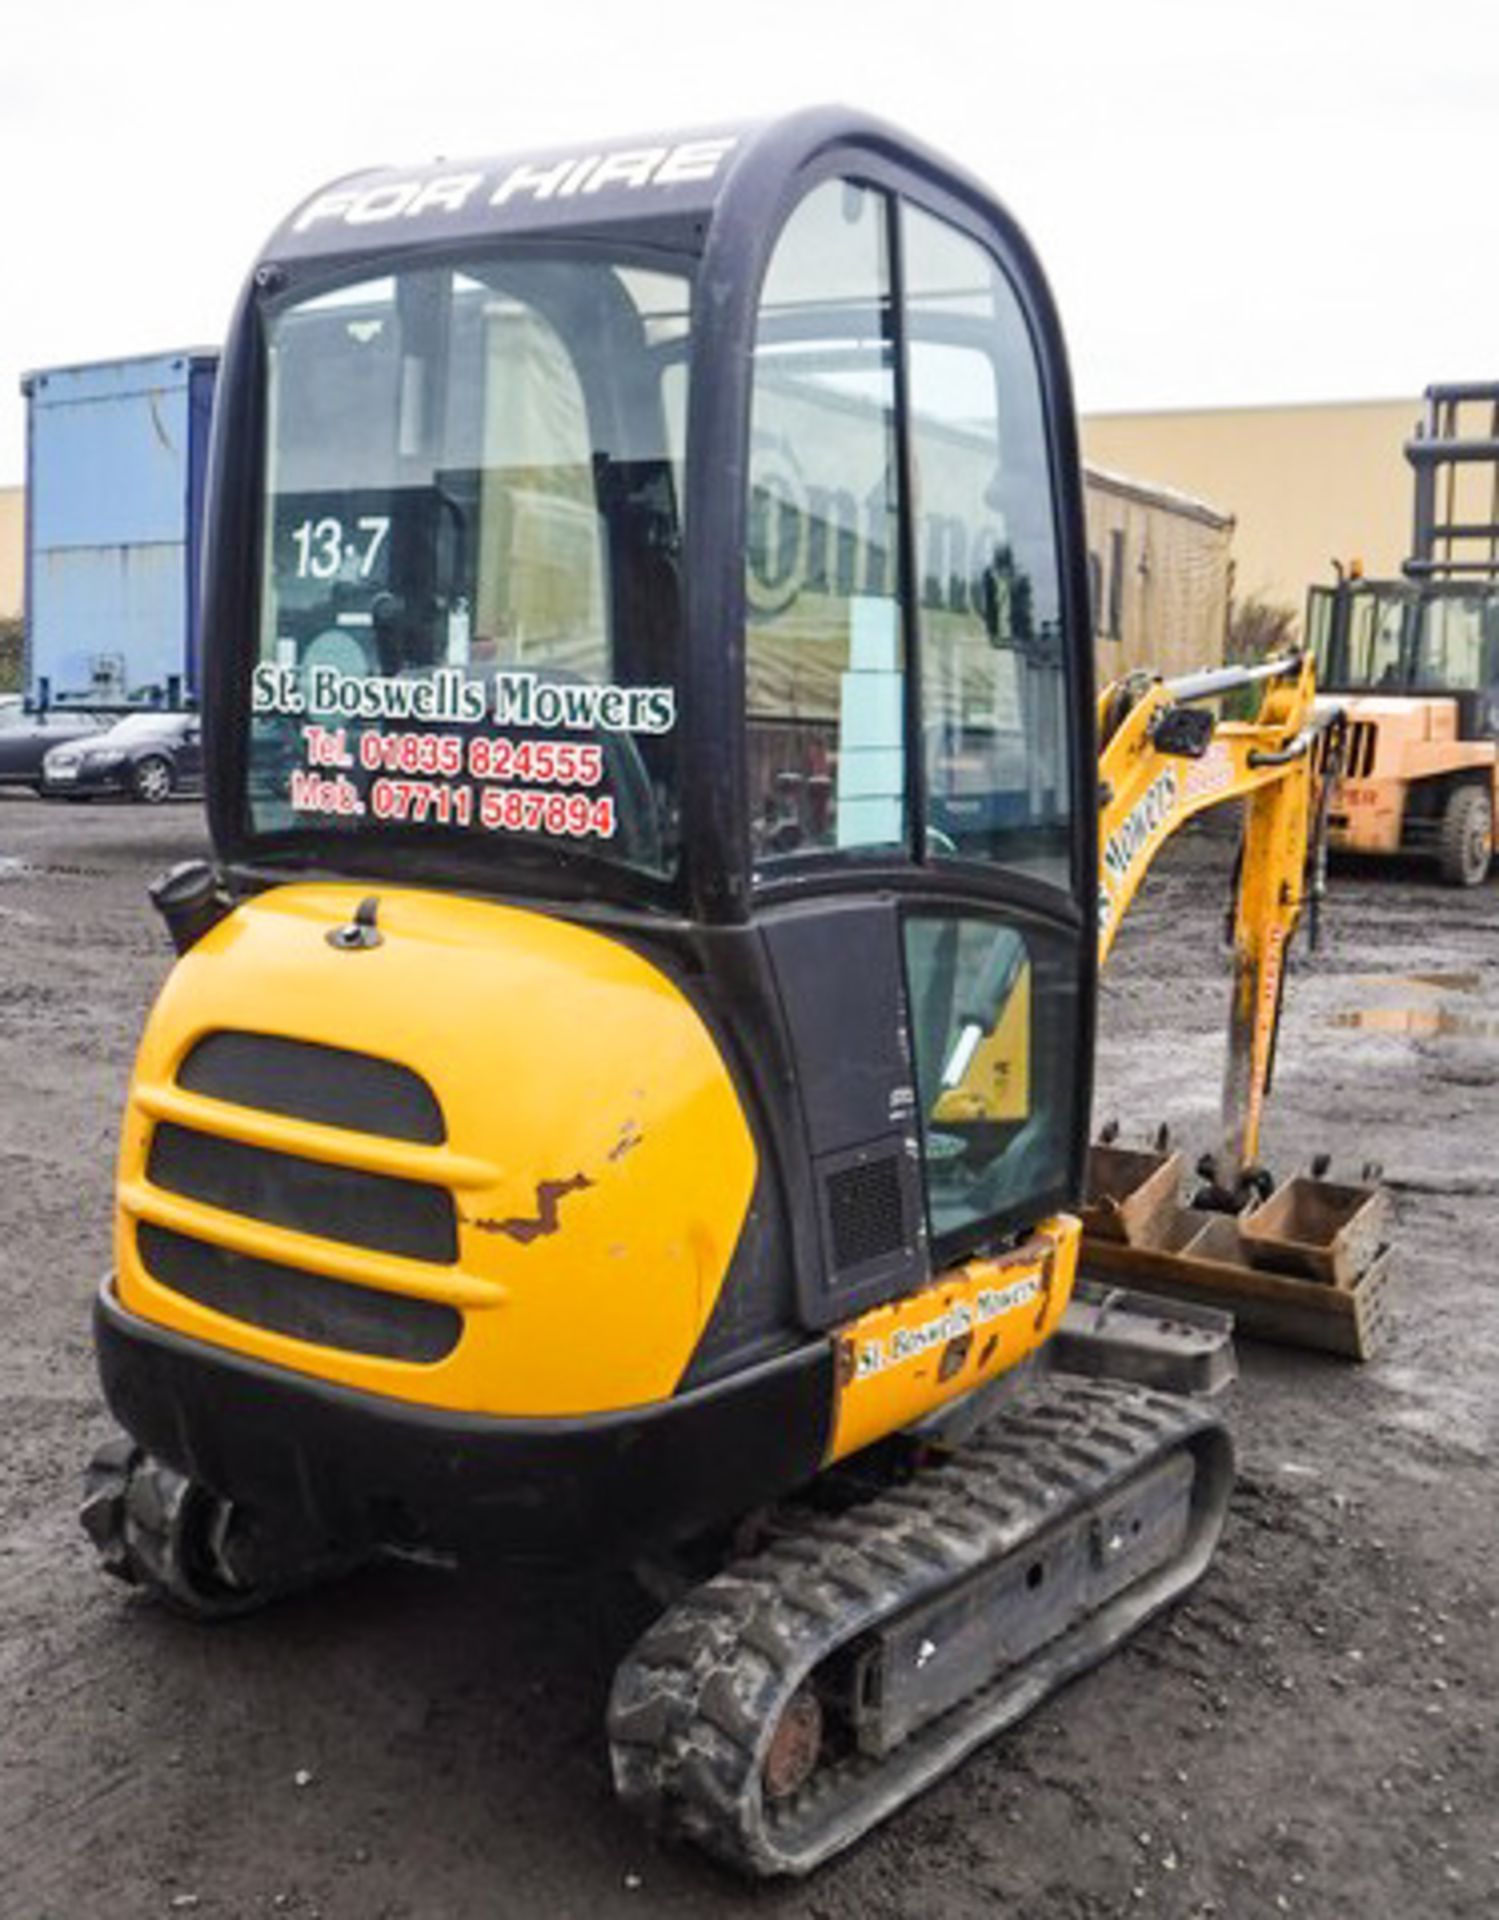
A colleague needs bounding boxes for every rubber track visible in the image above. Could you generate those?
[608,1374,1231,1876]
[81,1436,357,1620]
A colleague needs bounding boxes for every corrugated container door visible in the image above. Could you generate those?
[185,359,217,700]
[27,353,198,705]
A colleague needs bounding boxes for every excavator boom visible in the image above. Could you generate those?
[1097,650,1329,1183]
[1085,652,1390,1356]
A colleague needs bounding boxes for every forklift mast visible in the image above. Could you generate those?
[1406,381,1499,582]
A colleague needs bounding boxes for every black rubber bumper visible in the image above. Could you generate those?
[94,1280,835,1563]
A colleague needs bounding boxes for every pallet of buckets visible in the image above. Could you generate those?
[1077,1139,1395,1361]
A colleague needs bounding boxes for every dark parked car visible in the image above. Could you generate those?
[40,711,203,804]
[0,701,109,789]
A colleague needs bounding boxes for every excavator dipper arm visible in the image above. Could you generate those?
[1085,654,1390,1357]
[1096,651,1340,1192]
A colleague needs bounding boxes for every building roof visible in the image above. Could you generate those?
[1082,459,1234,531]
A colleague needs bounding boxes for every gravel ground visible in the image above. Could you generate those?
[0,794,1494,1920]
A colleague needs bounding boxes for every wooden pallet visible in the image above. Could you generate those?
[1080,1234,1395,1361]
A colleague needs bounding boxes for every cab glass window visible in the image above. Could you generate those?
[1306,586,1336,684]
[1347,588,1409,687]
[903,205,1070,888]
[250,253,690,883]
[745,180,907,867]
[1416,593,1498,691]
[904,909,1078,1247]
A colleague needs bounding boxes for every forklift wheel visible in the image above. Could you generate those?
[1437,785,1493,887]
[81,1436,345,1621]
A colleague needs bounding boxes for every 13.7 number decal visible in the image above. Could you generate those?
[288,515,391,581]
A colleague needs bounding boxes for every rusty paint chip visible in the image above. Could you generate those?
[470,1173,594,1244]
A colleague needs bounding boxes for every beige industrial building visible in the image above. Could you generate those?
[0,488,21,621]
[1083,398,1424,625]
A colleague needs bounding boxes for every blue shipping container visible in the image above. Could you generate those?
[22,349,218,708]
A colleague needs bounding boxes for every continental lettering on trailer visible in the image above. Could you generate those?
[292,138,739,234]
[746,429,1017,633]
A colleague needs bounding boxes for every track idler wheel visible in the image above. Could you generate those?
[81,1435,354,1621]
[762,1686,824,1803]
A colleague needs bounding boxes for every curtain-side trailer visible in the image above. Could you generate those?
[21,350,217,711]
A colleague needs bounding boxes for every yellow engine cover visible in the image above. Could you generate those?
[115,884,758,1417]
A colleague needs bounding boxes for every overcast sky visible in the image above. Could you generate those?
[5,0,1496,485]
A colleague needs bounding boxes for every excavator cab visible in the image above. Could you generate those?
[86,112,1235,1877]
[174,110,1102,1356]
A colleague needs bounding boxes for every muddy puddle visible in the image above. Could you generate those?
[1333,968,1499,1038]
[1350,969,1483,992]
[1331,1006,1499,1038]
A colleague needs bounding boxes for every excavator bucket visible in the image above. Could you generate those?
[1078,1147,1394,1361]
[1079,1142,1184,1246]
[1238,1176,1391,1286]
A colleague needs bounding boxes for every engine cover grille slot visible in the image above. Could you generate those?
[147,1121,459,1263]
[825,1154,907,1274]
[137,1222,461,1363]
[177,1032,445,1144]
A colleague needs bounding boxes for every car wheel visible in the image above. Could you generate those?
[1437,784,1493,887]
[131,755,173,805]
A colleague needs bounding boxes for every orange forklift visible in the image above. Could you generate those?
[1307,383,1499,886]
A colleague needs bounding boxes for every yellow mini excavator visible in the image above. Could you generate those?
[81,109,1379,1874]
